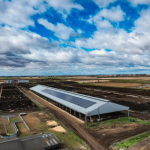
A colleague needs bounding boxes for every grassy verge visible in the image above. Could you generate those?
[33,101,43,109]
[9,116,21,123]
[109,79,150,84]
[111,131,150,150]
[18,132,31,137]
[102,117,150,127]
[85,122,100,129]
[79,82,150,90]
[46,112,89,149]
[17,123,24,130]
[5,123,16,134]
[85,117,150,129]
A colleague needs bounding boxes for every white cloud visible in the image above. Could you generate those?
[89,49,114,57]
[134,8,150,32]
[129,0,150,6]
[45,0,83,18]
[0,0,45,28]
[38,18,74,40]
[92,0,117,7]
[88,6,125,26]
[99,6,125,22]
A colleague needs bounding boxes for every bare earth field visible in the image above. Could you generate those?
[100,77,150,80]
[92,82,142,87]
[0,124,6,136]
[22,112,50,131]
[66,76,98,80]
[0,118,8,124]
[76,80,109,83]
[6,123,16,134]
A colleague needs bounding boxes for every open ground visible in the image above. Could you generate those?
[1,75,150,149]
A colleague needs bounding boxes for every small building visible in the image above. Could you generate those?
[0,133,60,150]
[7,80,13,84]
[17,80,29,83]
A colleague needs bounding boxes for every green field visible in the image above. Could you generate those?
[86,117,150,129]
[111,131,150,149]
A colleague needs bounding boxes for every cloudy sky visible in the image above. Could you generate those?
[0,0,150,76]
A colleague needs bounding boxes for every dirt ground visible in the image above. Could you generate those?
[0,124,6,136]
[76,80,109,83]
[22,88,150,150]
[0,118,8,124]
[17,122,29,133]
[100,77,150,80]
[22,112,50,130]
[52,126,66,133]
[92,82,142,87]
[6,123,16,134]
[66,76,99,80]
[128,137,150,150]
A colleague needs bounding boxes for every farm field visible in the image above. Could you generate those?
[1,75,150,150]
[92,82,142,87]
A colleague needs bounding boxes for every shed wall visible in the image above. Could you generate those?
[89,102,129,116]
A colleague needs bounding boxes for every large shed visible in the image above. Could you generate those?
[30,85,129,122]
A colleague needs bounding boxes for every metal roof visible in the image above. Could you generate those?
[30,85,117,115]
[0,133,60,150]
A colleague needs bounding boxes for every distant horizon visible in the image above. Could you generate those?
[0,73,150,77]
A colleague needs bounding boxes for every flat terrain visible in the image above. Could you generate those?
[5,123,16,134]
[21,87,150,150]
[20,112,85,149]
[0,124,6,136]
[22,112,50,131]
[92,82,141,87]
[0,118,8,124]
[100,77,150,80]
[129,137,150,150]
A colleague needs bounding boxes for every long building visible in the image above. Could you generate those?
[30,85,129,122]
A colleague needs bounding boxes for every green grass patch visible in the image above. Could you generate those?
[85,122,100,129]
[9,116,21,123]
[0,78,15,80]
[111,131,150,150]
[109,79,150,84]
[46,112,89,149]
[102,117,150,127]
[5,123,16,134]
[33,101,43,109]
[85,117,150,129]
[17,123,24,130]
[18,132,31,138]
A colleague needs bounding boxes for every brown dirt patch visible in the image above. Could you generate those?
[52,126,66,133]
[17,122,29,133]
[46,120,58,126]
[76,80,109,83]
[22,112,49,129]
[6,123,16,134]
[0,118,8,124]
[92,82,141,87]
[100,77,150,80]
[66,76,98,80]
[0,124,6,135]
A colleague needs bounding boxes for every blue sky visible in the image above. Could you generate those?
[0,0,150,76]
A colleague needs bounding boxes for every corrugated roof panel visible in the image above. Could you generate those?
[30,85,108,114]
